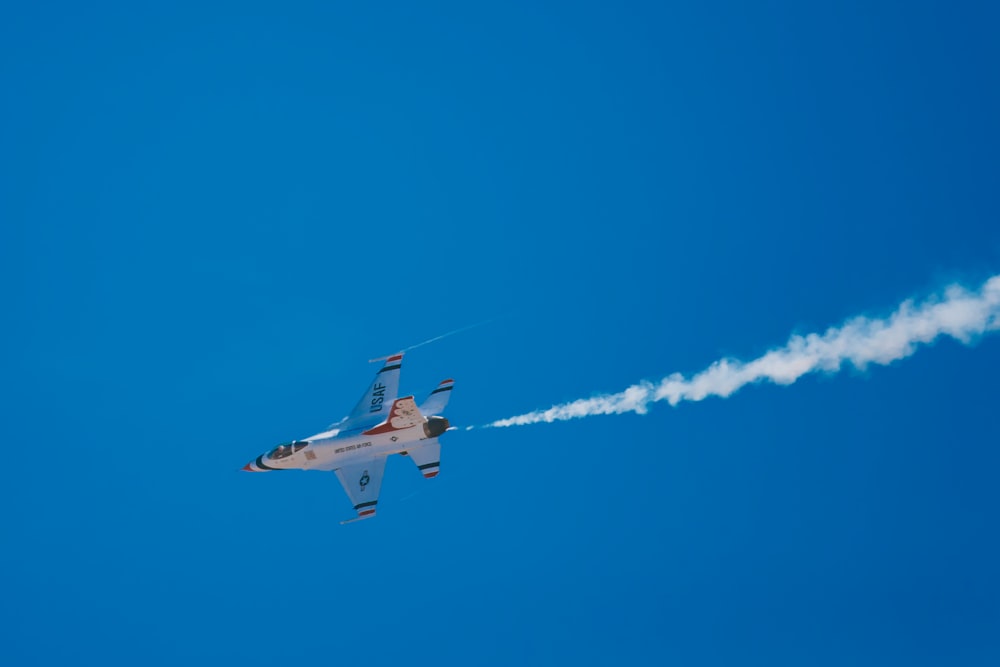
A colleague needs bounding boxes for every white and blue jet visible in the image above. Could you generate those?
[242,353,453,523]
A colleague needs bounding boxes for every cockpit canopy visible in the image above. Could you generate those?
[268,441,308,460]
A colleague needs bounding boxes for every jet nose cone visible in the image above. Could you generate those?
[242,463,256,472]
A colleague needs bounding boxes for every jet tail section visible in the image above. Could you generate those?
[363,396,426,435]
[407,439,441,478]
[419,379,454,416]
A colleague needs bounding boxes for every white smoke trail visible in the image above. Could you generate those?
[485,275,1000,428]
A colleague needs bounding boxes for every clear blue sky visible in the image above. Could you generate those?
[3,2,999,665]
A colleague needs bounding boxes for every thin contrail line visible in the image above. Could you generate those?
[481,275,1000,428]
[369,318,500,363]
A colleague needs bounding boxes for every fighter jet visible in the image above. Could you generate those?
[242,353,453,523]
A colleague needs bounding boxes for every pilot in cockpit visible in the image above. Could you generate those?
[268,442,308,460]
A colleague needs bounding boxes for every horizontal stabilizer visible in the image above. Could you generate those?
[407,439,441,478]
[419,379,454,416]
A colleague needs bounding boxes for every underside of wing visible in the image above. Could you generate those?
[334,457,388,522]
[338,354,402,433]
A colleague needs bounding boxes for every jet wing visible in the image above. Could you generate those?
[334,457,387,523]
[338,354,402,433]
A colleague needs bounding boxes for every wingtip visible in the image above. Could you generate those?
[368,352,405,364]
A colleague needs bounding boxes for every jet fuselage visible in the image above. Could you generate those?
[243,416,449,473]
